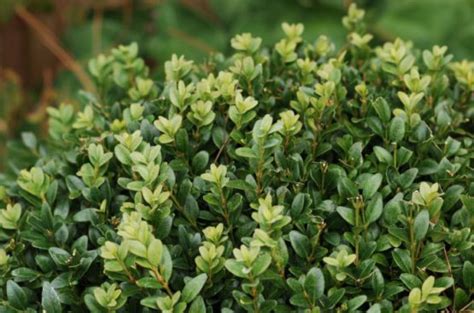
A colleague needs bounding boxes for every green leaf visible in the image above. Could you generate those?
[304,267,325,304]
[11,267,41,283]
[434,277,453,289]
[462,261,474,289]
[325,288,345,309]
[289,231,311,259]
[226,180,254,191]
[392,249,412,273]
[225,259,247,278]
[137,277,162,289]
[114,145,132,165]
[181,273,208,303]
[396,168,418,189]
[336,206,355,225]
[175,128,189,152]
[252,253,272,276]
[384,194,403,225]
[184,195,199,222]
[363,173,383,199]
[73,209,99,224]
[454,288,469,310]
[371,268,384,295]
[22,132,38,150]
[235,147,257,158]
[389,117,405,143]
[397,147,413,166]
[367,304,381,313]
[228,193,243,212]
[66,175,86,199]
[372,97,391,123]
[7,280,27,309]
[414,209,430,240]
[48,247,73,266]
[337,177,358,198]
[189,296,206,313]
[140,296,160,309]
[373,146,393,164]
[365,193,383,225]
[161,246,173,281]
[400,273,422,289]
[42,282,62,313]
[291,193,306,216]
[84,294,105,312]
[347,295,367,312]
[147,238,163,267]
[384,284,405,299]
[192,151,209,173]
[290,293,308,307]
[212,127,227,147]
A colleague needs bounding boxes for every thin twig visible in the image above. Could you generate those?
[443,247,457,308]
[459,300,473,312]
[213,135,230,164]
[15,6,96,92]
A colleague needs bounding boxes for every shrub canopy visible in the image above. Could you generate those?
[0,4,473,313]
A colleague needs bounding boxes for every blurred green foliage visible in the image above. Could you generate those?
[371,0,474,59]
[60,0,474,67]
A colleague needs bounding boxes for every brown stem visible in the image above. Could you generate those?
[152,268,173,296]
[116,258,136,284]
[443,247,457,300]
[214,135,230,164]
[15,6,96,93]
[248,274,260,313]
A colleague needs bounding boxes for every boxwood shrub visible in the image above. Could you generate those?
[0,4,473,313]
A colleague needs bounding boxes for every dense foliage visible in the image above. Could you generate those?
[1,4,473,312]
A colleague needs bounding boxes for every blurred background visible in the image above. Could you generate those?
[0,0,473,168]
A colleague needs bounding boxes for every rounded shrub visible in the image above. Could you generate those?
[0,4,473,313]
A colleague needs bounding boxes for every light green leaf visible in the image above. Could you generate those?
[181,273,208,303]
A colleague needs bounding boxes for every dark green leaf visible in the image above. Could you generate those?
[392,249,412,273]
[7,280,27,309]
[192,151,209,173]
[347,295,367,312]
[463,261,474,289]
[389,117,405,143]
[365,193,383,225]
[189,296,206,313]
[42,282,62,313]
[304,267,324,303]
[336,206,355,225]
[289,231,311,259]
[414,209,430,240]
[371,97,391,123]
[373,146,393,164]
[362,173,383,199]
[337,177,358,198]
